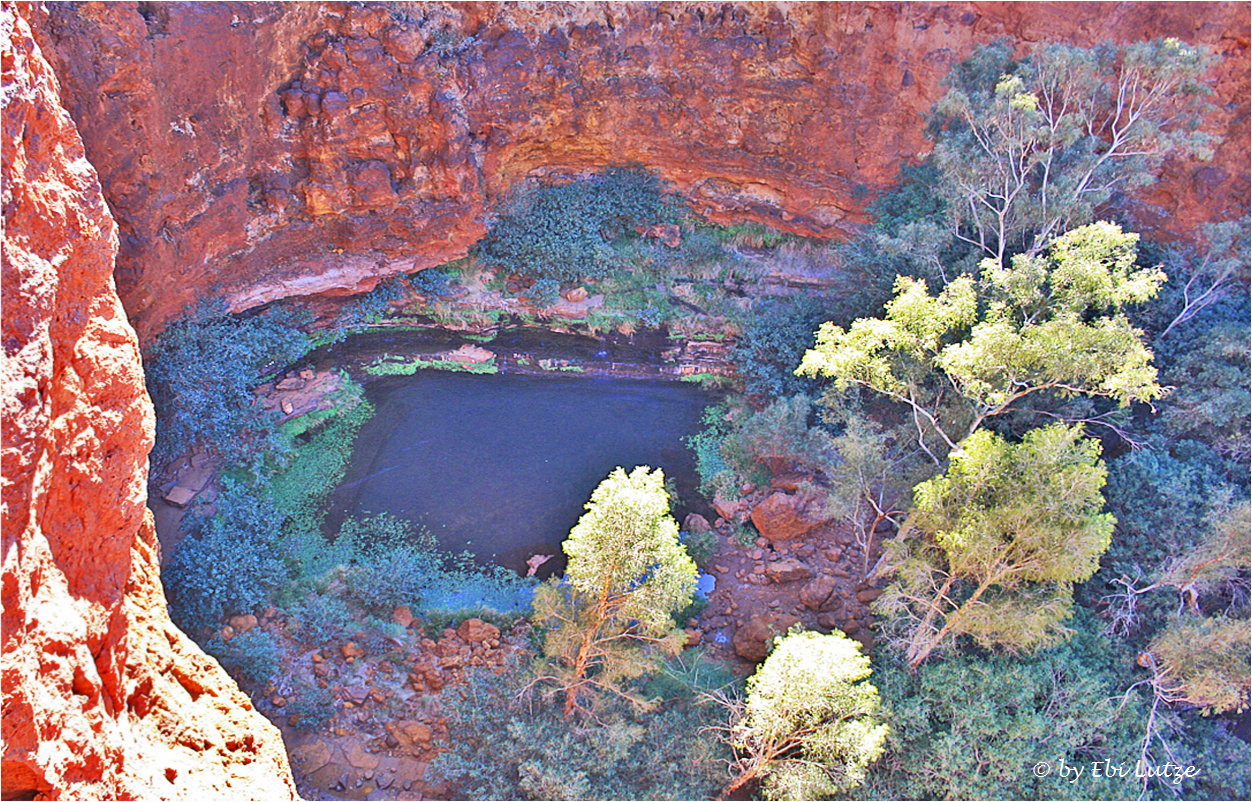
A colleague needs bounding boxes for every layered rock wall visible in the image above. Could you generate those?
[31,1,1250,343]
[1,7,297,798]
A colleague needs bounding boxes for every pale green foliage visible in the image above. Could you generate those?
[818,409,929,579]
[728,630,888,800]
[1156,500,1251,611]
[1145,615,1251,715]
[560,466,696,631]
[1157,218,1252,338]
[799,222,1164,453]
[875,424,1115,666]
[532,467,697,715]
[931,38,1216,261]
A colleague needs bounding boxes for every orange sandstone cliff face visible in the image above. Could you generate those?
[31,1,1250,343]
[1,7,297,799]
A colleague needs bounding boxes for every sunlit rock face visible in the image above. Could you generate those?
[1,6,297,798]
[30,1,1249,343]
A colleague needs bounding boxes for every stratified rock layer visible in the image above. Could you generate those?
[1,7,297,799]
[31,1,1250,342]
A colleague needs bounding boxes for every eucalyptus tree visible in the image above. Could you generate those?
[798,221,1165,461]
[927,37,1216,266]
[529,466,697,717]
[798,222,1164,665]
[718,630,888,800]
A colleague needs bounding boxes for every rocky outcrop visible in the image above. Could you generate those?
[750,490,829,543]
[29,2,1250,343]
[1,7,296,798]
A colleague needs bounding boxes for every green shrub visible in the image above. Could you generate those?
[204,629,283,690]
[409,267,451,297]
[680,526,718,569]
[687,403,738,498]
[164,479,290,635]
[283,682,336,730]
[731,298,840,401]
[476,165,686,283]
[146,303,313,467]
[434,660,731,800]
[289,594,357,646]
[523,278,562,307]
[859,612,1248,801]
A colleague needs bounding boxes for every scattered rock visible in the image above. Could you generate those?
[749,491,827,542]
[164,484,198,507]
[443,343,495,364]
[765,558,815,584]
[799,574,839,611]
[683,513,712,533]
[344,682,370,706]
[219,625,235,642]
[229,614,258,634]
[713,494,740,522]
[457,618,500,644]
[732,614,801,663]
[344,741,381,771]
[275,376,308,391]
[769,473,805,493]
[857,587,884,604]
[393,605,415,628]
[341,641,365,660]
[816,612,842,630]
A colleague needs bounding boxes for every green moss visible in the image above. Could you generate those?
[363,355,499,376]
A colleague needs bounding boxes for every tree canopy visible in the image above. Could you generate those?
[530,466,697,716]
[874,424,1115,667]
[722,630,888,800]
[798,222,1164,457]
[929,38,1216,263]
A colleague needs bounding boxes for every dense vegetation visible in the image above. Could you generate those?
[145,34,1248,801]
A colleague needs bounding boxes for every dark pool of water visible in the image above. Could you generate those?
[325,371,714,577]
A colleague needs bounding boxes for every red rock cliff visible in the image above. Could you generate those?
[32,2,1250,343]
[1,7,297,798]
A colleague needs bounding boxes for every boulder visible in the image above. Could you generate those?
[732,614,800,663]
[713,494,740,522]
[457,618,500,644]
[857,587,885,604]
[562,285,589,303]
[765,558,815,584]
[800,574,840,611]
[443,344,495,364]
[385,720,433,751]
[750,491,828,542]
[392,605,415,628]
[683,513,712,533]
[228,614,259,634]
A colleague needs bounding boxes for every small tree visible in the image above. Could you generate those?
[929,38,1216,264]
[873,424,1114,668]
[718,630,888,800]
[798,222,1165,459]
[530,466,697,717]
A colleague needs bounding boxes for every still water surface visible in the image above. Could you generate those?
[327,371,713,576]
